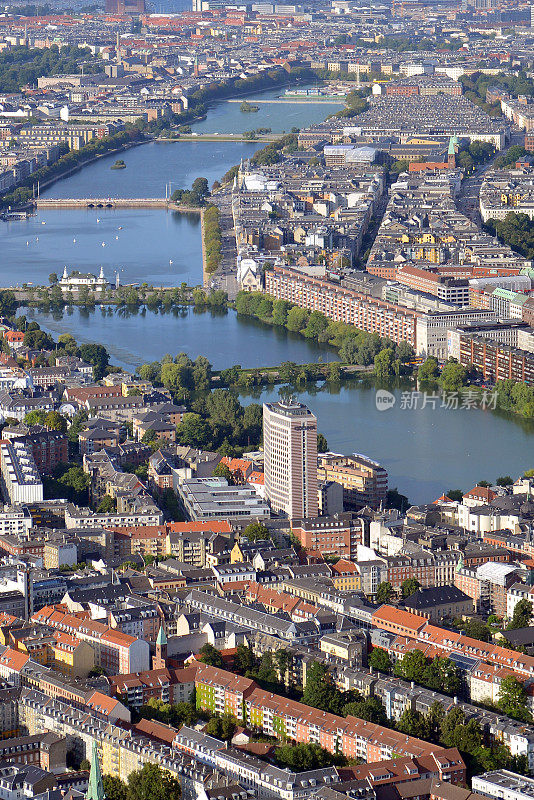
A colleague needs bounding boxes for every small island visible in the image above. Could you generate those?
[240,101,260,113]
[111,159,126,169]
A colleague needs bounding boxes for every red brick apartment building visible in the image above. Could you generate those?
[291,514,363,559]
[265,265,418,346]
[457,333,534,385]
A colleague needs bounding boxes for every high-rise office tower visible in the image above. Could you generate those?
[263,400,318,518]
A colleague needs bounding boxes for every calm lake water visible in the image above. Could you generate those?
[239,384,534,504]
[3,207,203,287]
[4,86,534,504]
[37,140,259,200]
[22,306,338,372]
[192,89,342,136]
[0,91,340,287]
[19,303,534,504]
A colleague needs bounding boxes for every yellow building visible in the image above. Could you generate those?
[231,541,249,563]
[330,559,361,591]
[51,634,94,678]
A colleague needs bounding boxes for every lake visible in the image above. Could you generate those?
[20,304,534,504]
[22,306,339,371]
[0,88,341,288]
[238,383,534,504]
[3,82,534,505]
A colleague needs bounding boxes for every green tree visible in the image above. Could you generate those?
[374,347,396,379]
[401,577,421,598]
[369,647,392,674]
[498,676,532,722]
[397,708,427,739]
[422,657,462,696]
[394,649,427,683]
[496,475,513,486]
[274,649,293,686]
[44,410,67,432]
[24,410,47,426]
[176,413,211,449]
[212,462,233,483]
[447,489,464,502]
[0,290,16,316]
[198,643,223,668]
[302,662,343,715]
[67,410,88,444]
[343,696,388,726]
[304,310,328,340]
[317,433,328,453]
[418,357,439,382]
[286,306,309,333]
[440,359,468,392]
[234,644,256,675]
[375,581,394,604]
[23,328,53,349]
[326,361,342,382]
[58,333,79,355]
[460,617,491,642]
[387,487,410,512]
[396,341,414,363]
[205,712,237,740]
[256,651,279,685]
[275,742,336,770]
[127,764,181,800]
[425,700,445,741]
[103,776,128,800]
[54,464,90,504]
[97,495,117,513]
[79,343,109,380]
[440,707,467,749]
[192,355,212,390]
[272,299,291,326]
[508,599,533,629]
[242,522,270,542]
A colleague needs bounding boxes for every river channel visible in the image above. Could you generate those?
[2,87,534,503]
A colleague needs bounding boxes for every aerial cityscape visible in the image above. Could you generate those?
[3,3,534,800]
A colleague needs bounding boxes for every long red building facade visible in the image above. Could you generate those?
[264,265,418,346]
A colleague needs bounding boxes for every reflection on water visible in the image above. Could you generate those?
[22,306,339,372]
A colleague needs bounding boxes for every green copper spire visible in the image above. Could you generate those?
[156,625,167,646]
[85,740,104,800]
[448,136,458,157]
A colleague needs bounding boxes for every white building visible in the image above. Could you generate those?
[473,769,534,800]
[176,477,270,522]
[58,266,109,294]
[263,400,318,518]
[0,507,32,536]
[0,441,43,504]
[416,309,498,358]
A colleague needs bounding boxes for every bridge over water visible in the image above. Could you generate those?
[35,198,169,209]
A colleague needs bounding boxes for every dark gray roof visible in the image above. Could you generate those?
[504,627,534,647]
[401,585,471,610]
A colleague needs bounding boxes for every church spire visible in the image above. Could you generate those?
[153,624,168,670]
[85,740,104,800]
